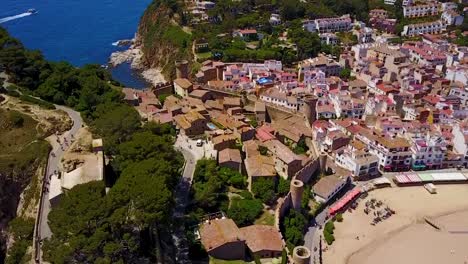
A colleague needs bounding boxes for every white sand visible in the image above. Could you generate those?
[323,185,468,264]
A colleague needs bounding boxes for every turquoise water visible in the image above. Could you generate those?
[1,0,152,88]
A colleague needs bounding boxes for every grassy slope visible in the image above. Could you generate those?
[0,108,50,222]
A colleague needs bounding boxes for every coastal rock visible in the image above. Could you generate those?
[113,39,133,47]
[141,68,166,86]
[108,47,142,67]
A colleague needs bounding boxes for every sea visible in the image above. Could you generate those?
[1,0,152,89]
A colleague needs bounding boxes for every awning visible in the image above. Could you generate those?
[329,188,361,215]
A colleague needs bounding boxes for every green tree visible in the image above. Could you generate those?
[282,209,307,249]
[339,68,351,80]
[227,197,263,226]
[91,103,141,154]
[251,177,276,204]
[277,177,290,196]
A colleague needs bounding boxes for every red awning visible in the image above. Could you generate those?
[329,188,361,215]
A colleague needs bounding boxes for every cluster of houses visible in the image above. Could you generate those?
[115,2,468,261]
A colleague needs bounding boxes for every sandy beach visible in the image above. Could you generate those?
[323,185,468,264]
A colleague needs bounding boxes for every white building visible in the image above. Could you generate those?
[315,15,353,33]
[260,88,300,111]
[441,2,458,11]
[356,130,412,172]
[319,33,339,45]
[313,175,350,203]
[452,121,468,166]
[269,14,282,26]
[303,20,317,32]
[403,4,439,18]
[354,27,373,43]
[449,87,468,107]
[441,10,464,26]
[385,0,412,6]
[410,136,445,170]
[298,55,342,77]
[335,145,380,179]
[330,91,365,119]
[446,65,468,85]
[402,20,445,36]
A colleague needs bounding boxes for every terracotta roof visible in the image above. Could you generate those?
[240,225,283,253]
[313,175,347,199]
[212,134,237,145]
[199,218,244,251]
[174,78,193,89]
[263,139,299,164]
[245,155,276,178]
[219,148,242,164]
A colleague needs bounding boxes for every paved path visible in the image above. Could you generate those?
[36,105,83,262]
[172,134,215,264]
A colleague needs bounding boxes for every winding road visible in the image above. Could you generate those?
[35,105,83,262]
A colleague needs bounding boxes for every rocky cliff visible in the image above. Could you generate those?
[137,0,193,80]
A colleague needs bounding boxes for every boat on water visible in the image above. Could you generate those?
[27,9,37,14]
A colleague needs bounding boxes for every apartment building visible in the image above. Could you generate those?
[330,92,365,119]
[319,33,339,45]
[403,3,439,18]
[369,9,389,19]
[260,88,300,111]
[402,42,447,67]
[402,20,445,36]
[441,10,464,26]
[315,15,353,33]
[335,142,380,179]
[298,55,342,77]
[356,130,412,172]
[410,136,445,170]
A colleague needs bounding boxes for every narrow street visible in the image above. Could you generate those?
[36,105,83,262]
[172,134,216,264]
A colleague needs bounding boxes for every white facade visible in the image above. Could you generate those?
[269,14,282,26]
[410,136,445,170]
[441,10,464,26]
[402,20,445,36]
[316,15,353,33]
[304,15,352,33]
[319,33,339,45]
[303,20,317,32]
[449,87,468,108]
[403,4,439,18]
[335,148,380,178]
[446,65,468,85]
[260,90,300,111]
[355,133,412,172]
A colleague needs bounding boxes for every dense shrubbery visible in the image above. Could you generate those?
[44,123,183,263]
[190,159,247,216]
[5,217,34,264]
[228,197,263,227]
[282,209,308,250]
[1,26,185,263]
[251,177,276,204]
[324,220,336,245]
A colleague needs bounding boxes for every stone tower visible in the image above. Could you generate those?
[290,179,304,211]
[303,95,318,126]
[293,246,311,264]
[319,152,328,173]
[175,60,189,79]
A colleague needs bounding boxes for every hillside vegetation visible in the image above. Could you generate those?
[138,0,192,79]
